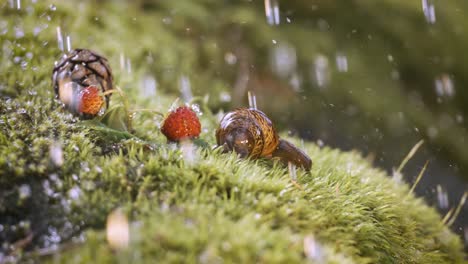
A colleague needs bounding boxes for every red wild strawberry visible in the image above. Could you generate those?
[161,106,201,142]
[78,85,105,116]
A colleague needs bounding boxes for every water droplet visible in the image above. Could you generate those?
[219,91,232,102]
[335,53,348,73]
[288,162,297,182]
[179,75,192,103]
[224,52,237,65]
[106,208,129,250]
[435,74,455,97]
[436,184,449,209]
[16,0,21,10]
[427,126,438,139]
[140,75,157,97]
[68,186,81,201]
[49,142,64,166]
[180,140,198,166]
[247,91,257,110]
[49,4,56,11]
[422,0,436,24]
[270,43,297,78]
[56,27,64,51]
[18,184,31,199]
[254,213,262,220]
[303,235,325,263]
[264,0,280,25]
[66,35,72,52]
[313,54,330,88]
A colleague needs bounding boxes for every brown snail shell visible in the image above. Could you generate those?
[52,48,113,118]
[216,108,312,171]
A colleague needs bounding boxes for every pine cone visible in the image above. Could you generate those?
[52,48,113,118]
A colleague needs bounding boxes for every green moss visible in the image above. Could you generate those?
[0,1,465,263]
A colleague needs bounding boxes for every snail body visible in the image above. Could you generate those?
[52,48,113,118]
[216,108,312,171]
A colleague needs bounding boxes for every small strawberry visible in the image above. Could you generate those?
[161,106,201,142]
[78,85,104,116]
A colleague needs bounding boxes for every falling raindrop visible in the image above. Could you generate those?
[120,53,125,71]
[16,0,21,10]
[140,75,157,97]
[179,75,192,103]
[464,226,468,246]
[247,91,257,110]
[288,162,297,182]
[303,235,325,263]
[56,27,64,51]
[422,0,436,24]
[219,91,232,102]
[224,52,237,65]
[49,142,64,166]
[313,54,330,88]
[434,74,455,97]
[66,35,72,52]
[436,184,449,210]
[335,53,348,73]
[180,140,197,166]
[264,0,280,25]
[18,184,31,199]
[68,186,81,201]
[106,208,129,250]
[270,43,297,78]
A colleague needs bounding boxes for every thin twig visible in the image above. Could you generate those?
[408,160,429,195]
[396,140,424,174]
[446,191,468,226]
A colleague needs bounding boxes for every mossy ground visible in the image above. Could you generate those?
[0,1,465,263]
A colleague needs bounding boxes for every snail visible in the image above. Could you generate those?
[52,48,114,118]
[216,108,312,171]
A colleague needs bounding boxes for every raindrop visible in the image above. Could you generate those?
[16,0,21,10]
[303,235,325,263]
[140,75,157,97]
[247,91,257,110]
[49,142,64,166]
[427,126,438,139]
[66,35,72,52]
[179,75,192,103]
[264,0,280,25]
[335,53,348,73]
[126,58,132,74]
[270,43,297,78]
[254,213,262,220]
[180,140,198,166]
[14,25,24,39]
[313,54,330,88]
[106,208,129,250]
[120,53,125,71]
[434,74,455,97]
[436,184,449,210]
[290,72,301,92]
[422,0,436,24]
[288,162,297,182]
[68,186,81,201]
[56,27,64,51]
[49,4,56,11]
[219,91,232,102]
[18,184,31,199]
[224,52,237,65]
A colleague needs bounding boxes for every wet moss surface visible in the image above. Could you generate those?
[0,1,465,263]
